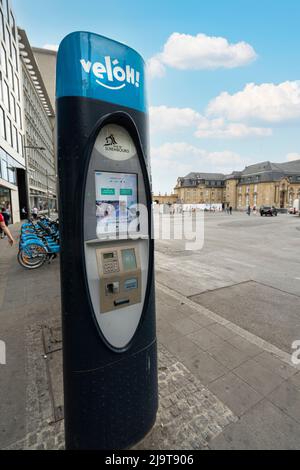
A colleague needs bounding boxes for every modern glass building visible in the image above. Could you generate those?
[18,28,56,213]
[0,0,25,223]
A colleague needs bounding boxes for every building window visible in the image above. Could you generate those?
[8,61,12,85]
[3,80,9,111]
[17,104,21,128]
[0,105,5,139]
[1,45,7,76]
[6,116,12,145]
[0,151,8,181]
[12,125,17,150]
[3,0,9,19]
[10,11,16,40]
[5,26,11,58]
[13,44,18,71]
[0,10,5,41]
[18,133,23,156]
[15,75,20,100]
[0,71,3,101]
[10,93,15,121]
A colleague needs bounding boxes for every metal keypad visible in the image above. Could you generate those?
[103,262,120,274]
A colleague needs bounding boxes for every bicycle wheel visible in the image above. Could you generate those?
[18,244,47,269]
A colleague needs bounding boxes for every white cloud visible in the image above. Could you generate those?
[195,117,272,138]
[147,56,166,79]
[150,141,247,193]
[206,150,243,166]
[147,32,256,78]
[286,152,300,162]
[207,81,300,123]
[149,106,201,133]
[43,44,59,51]
[149,105,272,138]
[151,142,242,167]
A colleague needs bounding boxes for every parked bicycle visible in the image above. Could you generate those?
[18,216,60,269]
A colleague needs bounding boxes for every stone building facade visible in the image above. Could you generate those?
[153,193,178,205]
[175,173,225,205]
[174,160,300,210]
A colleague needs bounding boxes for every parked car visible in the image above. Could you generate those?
[260,206,278,216]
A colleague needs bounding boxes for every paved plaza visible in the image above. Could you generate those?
[1,211,300,449]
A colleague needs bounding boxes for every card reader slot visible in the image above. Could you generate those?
[114,299,130,307]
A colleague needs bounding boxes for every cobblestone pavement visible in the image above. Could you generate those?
[5,319,237,450]
[2,218,300,450]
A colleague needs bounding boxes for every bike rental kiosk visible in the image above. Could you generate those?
[56,32,158,450]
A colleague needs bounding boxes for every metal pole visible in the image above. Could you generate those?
[46,170,51,218]
[23,137,31,220]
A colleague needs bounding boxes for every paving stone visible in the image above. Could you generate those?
[233,359,285,396]
[210,399,300,450]
[8,321,236,450]
[187,328,224,351]
[268,380,300,424]
[185,349,228,385]
[254,351,298,380]
[189,312,216,327]
[226,334,262,358]
[290,372,300,388]
[207,323,236,341]
[209,372,263,416]
[172,318,203,336]
[208,341,249,370]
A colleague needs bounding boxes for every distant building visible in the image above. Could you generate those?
[32,46,56,113]
[153,193,178,205]
[174,160,300,209]
[0,0,25,223]
[18,28,56,212]
[175,173,225,206]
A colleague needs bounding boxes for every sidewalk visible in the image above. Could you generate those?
[1,224,300,449]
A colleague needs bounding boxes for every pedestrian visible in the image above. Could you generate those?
[32,206,38,220]
[21,206,27,219]
[247,205,251,216]
[0,211,14,245]
[229,206,233,215]
[1,207,9,226]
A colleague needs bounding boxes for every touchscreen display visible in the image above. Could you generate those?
[122,249,137,271]
[95,172,137,236]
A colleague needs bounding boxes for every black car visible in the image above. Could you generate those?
[260,206,278,216]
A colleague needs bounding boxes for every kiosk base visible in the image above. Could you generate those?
[64,340,158,450]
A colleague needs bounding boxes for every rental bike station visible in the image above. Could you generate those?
[18,216,60,269]
[56,32,158,449]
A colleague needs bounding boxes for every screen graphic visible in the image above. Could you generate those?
[95,172,138,237]
[122,249,137,271]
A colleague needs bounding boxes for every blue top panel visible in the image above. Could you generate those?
[56,32,147,113]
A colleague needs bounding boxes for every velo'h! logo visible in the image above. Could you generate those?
[80,56,141,91]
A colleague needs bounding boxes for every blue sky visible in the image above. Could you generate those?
[13,0,300,193]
